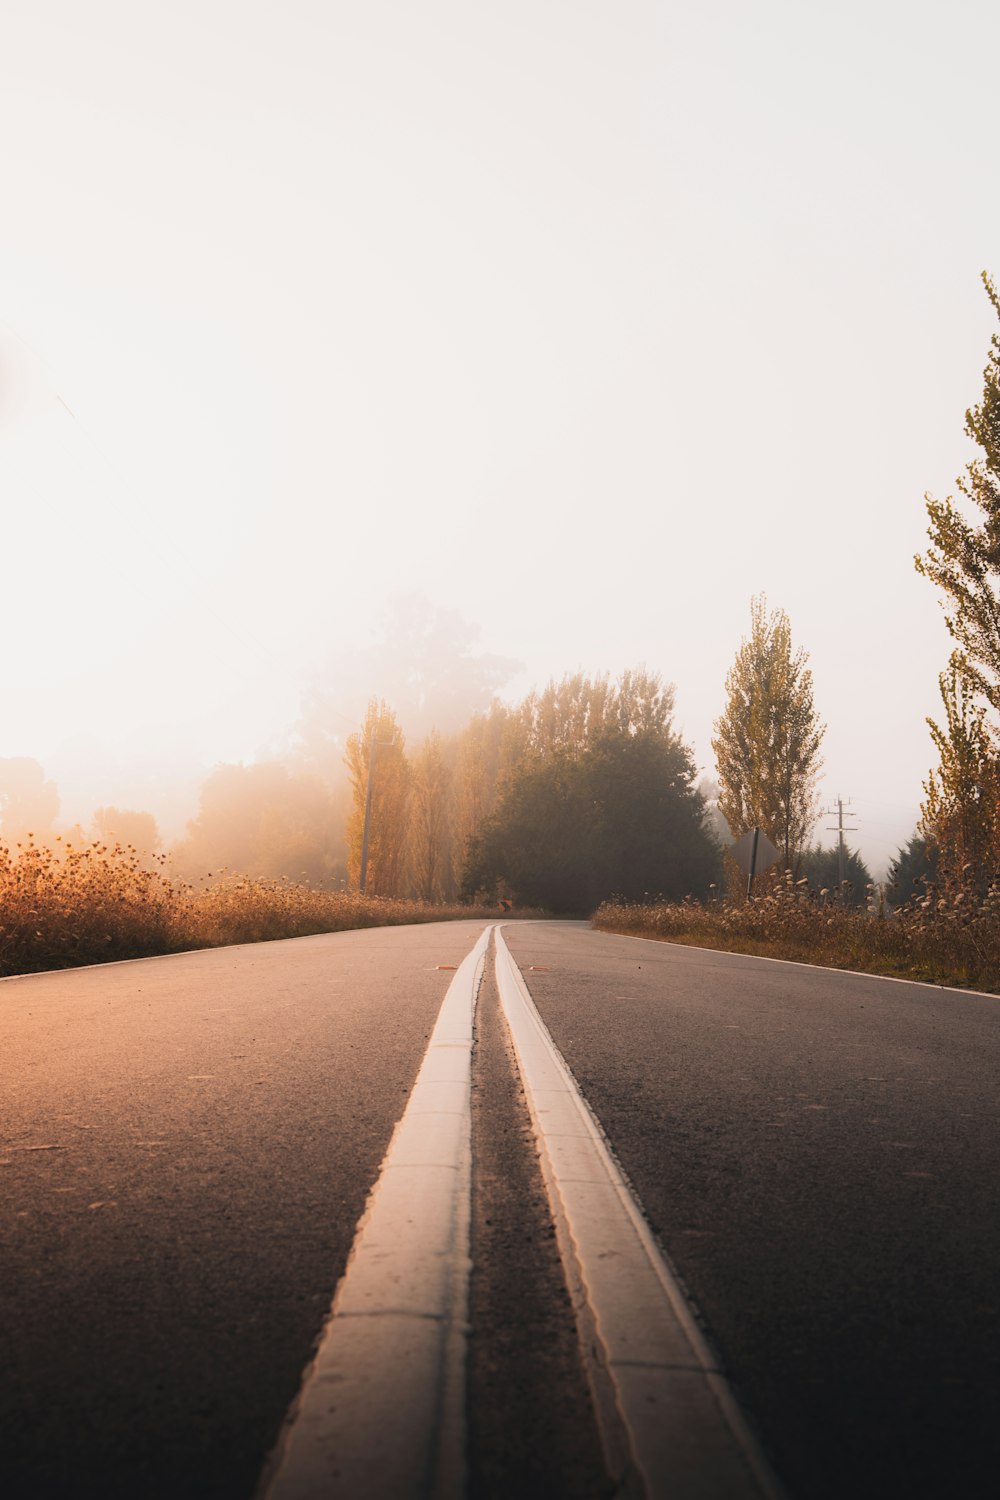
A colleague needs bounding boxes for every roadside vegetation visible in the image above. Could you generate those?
[0,839,504,979]
[594,870,1000,994]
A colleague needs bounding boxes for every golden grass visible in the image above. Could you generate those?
[0,840,506,978]
[594,871,1000,994]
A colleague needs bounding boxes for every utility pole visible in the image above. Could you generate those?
[825,797,857,899]
[359,732,396,895]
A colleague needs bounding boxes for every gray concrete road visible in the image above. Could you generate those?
[1,922,489,1500]
[504,922,1000,1500]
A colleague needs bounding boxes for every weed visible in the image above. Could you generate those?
[0,840,507,978]
[594,868,1000,994]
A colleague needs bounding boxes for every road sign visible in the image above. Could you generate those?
[730,827,780,877]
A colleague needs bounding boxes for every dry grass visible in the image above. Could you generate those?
[0,840,506,979]
[594,870,1000,994]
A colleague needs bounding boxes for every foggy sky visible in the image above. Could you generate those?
[2,0,998,874]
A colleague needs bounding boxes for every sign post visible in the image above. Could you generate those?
[729,826,780,897]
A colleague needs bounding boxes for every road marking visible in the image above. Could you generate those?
[494,925,787,1500]
[258,924,491,1500]
[596,926,1000,1000]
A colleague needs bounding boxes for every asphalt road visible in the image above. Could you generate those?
[505,922,1000,1500]
[1,922,488,1500]
[6,919,1000,1499]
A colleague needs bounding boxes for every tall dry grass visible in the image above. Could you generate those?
[594,869,1000,994]
[0,840,502,979]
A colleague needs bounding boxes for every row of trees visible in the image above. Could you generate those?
[708,272,1000,905]
[341,672,720,911]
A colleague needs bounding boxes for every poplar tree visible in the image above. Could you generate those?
[920,668,1000,891]
[915,273,1000,889]
[916,273,1000,711]
[344,700,411,896]
[712,596,825,870]
[409,731,453,901]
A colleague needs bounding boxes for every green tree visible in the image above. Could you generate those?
[916,273,1000,712]
[712,596,825,871]
[344,700,411,895]
[887,832,938,906]
[462,728,719,913]
[799,843,872,906]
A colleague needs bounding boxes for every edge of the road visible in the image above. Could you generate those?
[582,922,1000,1002]
[0,918,494,985]
[256,923,491,1500]
[496,923,788,1500]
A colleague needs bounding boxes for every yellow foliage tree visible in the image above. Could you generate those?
[921,667,1000,892]
[409,731,453,901]
[345,701,411,895]
[712,596,825,872]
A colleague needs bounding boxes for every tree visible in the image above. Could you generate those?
[462,727,719,913]
[920,667,1000,891]
[916,273,1000,713]
[451,700,520,865]
[514,669,676,760]
[344,701,411,895]
[887,832,938,906]
[92,807,161,865]
[0,758,59,844]
[172,762,345,884]
[712,596,825,871]
[799,843,872,906]
[298,595,519,769]
[409,732,453,901]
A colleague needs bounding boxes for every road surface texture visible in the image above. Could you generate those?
[1,922,487,1499]
[505,921,1000,1500]
[4,917,999,1498]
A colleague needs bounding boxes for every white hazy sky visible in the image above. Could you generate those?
[2,0,998,872]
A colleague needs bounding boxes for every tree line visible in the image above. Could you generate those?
[4,275,995,911]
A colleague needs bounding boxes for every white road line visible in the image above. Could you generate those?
[495,925,787,1500]
[594,925,1000,1000]
[258,924,491,1500]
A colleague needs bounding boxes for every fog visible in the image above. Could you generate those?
[2,1,998,878]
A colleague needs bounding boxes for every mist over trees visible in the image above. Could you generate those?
[462,673,719,912]
[344,702,412,896]
[297,595,519,775]
[0,758,59,843]
[92,807,161,863]
[171,762,347,885]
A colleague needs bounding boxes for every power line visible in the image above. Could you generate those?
[825,797,858,894]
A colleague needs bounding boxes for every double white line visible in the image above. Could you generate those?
[260,924,783,1500]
